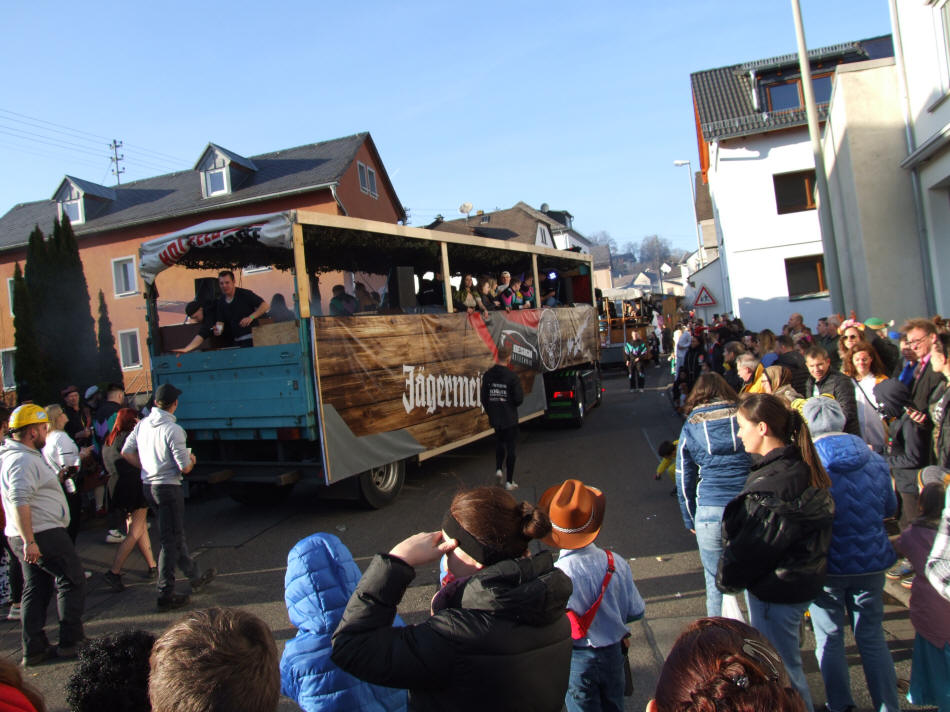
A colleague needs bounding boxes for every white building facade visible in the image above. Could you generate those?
[690,36,895,332]
[892,0,950,314]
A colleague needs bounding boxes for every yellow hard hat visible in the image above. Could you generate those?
[8,404,49,431]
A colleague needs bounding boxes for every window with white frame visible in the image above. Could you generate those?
[204,168,228,197]
[940,1,950,92]
[118,329,142,370]
[357,161,378,198]
[7,278,14,317]
[0,349,14,391]
[112,257,137,297]
[61,198,83,224]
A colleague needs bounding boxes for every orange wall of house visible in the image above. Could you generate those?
[335,143,404,223]
[0,189,354,395]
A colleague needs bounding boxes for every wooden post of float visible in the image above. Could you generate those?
[440,241,453,313]
[292,223,311,319]
[531,254,540,308]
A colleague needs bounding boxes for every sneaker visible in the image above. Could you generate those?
[21,646,56,667]
[495,469,504,484]
[145,566,157,580]
[900,574,915,590]
[7,604,20,621]
[103,571,126,592]
[190,568,217,594]
[886,557,913,580]
[105,529,127,544]
[83,571,92,579]
[504,481,519,491]
[157,593,190,611]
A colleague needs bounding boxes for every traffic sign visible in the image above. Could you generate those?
[694,285,716,307]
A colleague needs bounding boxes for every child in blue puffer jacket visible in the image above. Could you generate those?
[281,533,408,712]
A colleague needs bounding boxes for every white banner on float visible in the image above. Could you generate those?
[138,211,294,284]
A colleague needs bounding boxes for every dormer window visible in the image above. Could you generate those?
[52,176,116,225]
[195,143,257,199]
[61,198,83,223]
[764,72,834,113]
[205,168,228,197]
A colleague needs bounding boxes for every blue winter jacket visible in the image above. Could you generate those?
[812,432,898,575]
[280,533,408,712]
[676,400,751,530]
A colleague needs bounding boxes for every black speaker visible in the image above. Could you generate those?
[558,277,574,305]
[387,266,417,310]
[194,277,219,304]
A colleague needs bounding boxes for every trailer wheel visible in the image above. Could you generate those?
[358,460,405,509]
[573,380,586,428]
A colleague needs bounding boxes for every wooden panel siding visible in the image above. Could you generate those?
[313,305,597,450]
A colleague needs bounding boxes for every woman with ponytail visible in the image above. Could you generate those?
[717,393,835,710]
[331,486,573,711]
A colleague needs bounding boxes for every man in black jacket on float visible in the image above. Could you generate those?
[480,344,524,491]
[804,345,861,436]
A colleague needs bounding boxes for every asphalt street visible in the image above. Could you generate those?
[1,363,933,711]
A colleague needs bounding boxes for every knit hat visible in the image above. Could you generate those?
[802,396,845,436]
[919,466,950,489]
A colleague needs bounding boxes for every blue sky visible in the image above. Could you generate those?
[0,1,891,254]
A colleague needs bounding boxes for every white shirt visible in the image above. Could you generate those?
[42,430,80,471]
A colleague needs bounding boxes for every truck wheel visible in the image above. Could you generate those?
[228,482,295,506]
[573,381,586,428]
[358,461,405,509]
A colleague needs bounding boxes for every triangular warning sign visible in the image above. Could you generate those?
[694,285,716,307]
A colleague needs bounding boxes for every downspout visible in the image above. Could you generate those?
[889,0,936,313]
[330,183,348,216]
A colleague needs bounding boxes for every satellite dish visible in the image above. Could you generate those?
[540,202,550,212]
[459,202,473,215]
[661,263,672,274]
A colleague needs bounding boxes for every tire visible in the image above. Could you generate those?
[572,380,586,428]
[358,460,405,509]
[227,482,295,506]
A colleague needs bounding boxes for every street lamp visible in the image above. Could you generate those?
[673,159,705,268]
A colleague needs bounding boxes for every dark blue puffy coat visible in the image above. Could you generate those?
[676,400,751,530]
[813,432,898,575]
[280,533,407,712]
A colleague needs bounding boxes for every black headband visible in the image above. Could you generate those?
[441,512,507,566]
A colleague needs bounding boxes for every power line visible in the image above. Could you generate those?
[0,141,106,171]
[0,107,189,166]
[0,126,111,160]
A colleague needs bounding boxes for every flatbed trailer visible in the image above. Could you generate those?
[140,211,602,506]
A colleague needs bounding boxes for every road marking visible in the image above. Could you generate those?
[641,427,659,459]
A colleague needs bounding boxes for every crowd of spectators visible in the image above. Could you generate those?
[668,309,950,711]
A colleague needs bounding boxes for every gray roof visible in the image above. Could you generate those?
[0,132,381,251]
[57,176,117,202]
[691,35,893,141]
[194,143,258,172]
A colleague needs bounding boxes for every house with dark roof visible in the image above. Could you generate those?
[0,132,404,393]
[428,201,591,253]
[690,35,893,330]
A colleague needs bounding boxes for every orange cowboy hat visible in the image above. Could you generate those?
[538,478,606,550]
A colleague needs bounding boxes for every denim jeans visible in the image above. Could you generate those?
[9,529,85,656]
[144,484,198,597]
[808,572,900,712]
[747,592,814,711]
[565,643,625,712]
[694,505,726,617]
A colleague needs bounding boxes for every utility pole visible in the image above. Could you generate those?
[791,0,844,313]
[109,139,125,184]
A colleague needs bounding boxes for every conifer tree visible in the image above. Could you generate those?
[11,263,50,403]
[96,290,123,386]
[56,216,100,389]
